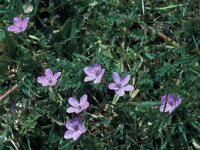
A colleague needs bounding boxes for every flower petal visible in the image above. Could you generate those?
[13,17,22,25]
[84,67,95,76]
[7,25,20,33]
[168,106,176,113]
[84,75,96,82]
[80,95,87,105]
[64,130,74,139]
[66,107,80,113]
[37,76,49,86]
[21,17,29,31]
[72,132,82,140]
[92,64,101,72]
[68,97,79,107]
[108,83,119,90]
[113,72,120,83]
[81,102,89,110]
[159,104,171,112]
[73,117,82,124]
[120,74,130,86]
[49,80,58,87]
[175,97,182,106]
[115,88,125,96]
[53,72,61,80]
[123,85,134,91]
[45,68,53,78]
[65,119,74,129]
[78,125,86,133]
[161,94,175,104]
[93,69,105,84]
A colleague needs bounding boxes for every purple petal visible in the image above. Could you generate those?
[7,25,20,33]
[175,98,182,107]
[80,95,87,105]
[49,80,58,87]
[13,17,22,25]
[120,74,130,86]
[84,75,96,82]
[80,95,89,110]
[21,17,29,31]
[66,107,81,113]
[81,102,89,110]
[64,130,74,139]
[93,69,105,84]
[52,72,61,80]
[123,85,134,91]
[115,88,125,96]
[72,132,82,140]
[92,64,101,72]
[65,119,74,129]
[161,94,175,104]
[73,117,82,124]
[108,83,119,90]
[84,67,95,76]
[37,76,49,86]
[68,98,79,107]
[45,68,53,78]
[78,125,86,133]
[72,125,86,140]
[159,104,171,112]
[168,106,176,113]
[113,72,121,83]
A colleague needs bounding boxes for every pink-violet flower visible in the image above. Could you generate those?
[64,117,86,140]
[66,95,89,113]
[109,72,134,96]
[37,68,61,87]
[7,16,29,33]
[84,64,105,84]
[160,94,182,113]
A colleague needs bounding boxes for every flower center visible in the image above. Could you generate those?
[17,24,23,31]
[115,83,121,88]
[74,124,79,131]
[48,77,53,83]
[168,101,174,106]
[78,105,82,110]
[94,70,100,76]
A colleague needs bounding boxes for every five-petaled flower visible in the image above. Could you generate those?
[66,95,89,113]
[37,68,61,87]
[7,16,29,33]
[84,64,105,84]
[109,72,134,96]
[64,117,86,140]
[160,94,182,113]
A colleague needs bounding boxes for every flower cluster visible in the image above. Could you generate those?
[64,95,89,140]
[8,16,182,142]
[84,64,135,97]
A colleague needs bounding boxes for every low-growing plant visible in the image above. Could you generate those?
[0,0,200,149]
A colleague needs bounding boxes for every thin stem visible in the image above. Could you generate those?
[0,84,18,103]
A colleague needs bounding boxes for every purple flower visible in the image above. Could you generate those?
[37,68,61,87]
[160,94,182,113]
[109,72,134,96]
[66,95,89,113]
[84,64,105,84]
[64,117,86,140]
[7,16,29,33]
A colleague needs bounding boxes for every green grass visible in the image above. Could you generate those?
[0,0,200,149]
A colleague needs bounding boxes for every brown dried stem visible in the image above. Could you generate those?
[141,25,178,47]
[0,84,18,103]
